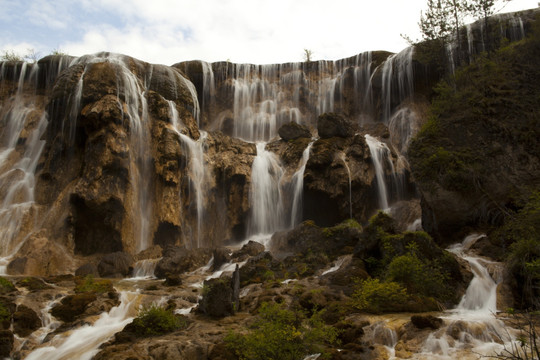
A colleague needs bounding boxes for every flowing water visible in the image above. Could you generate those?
[365,134,399,210]
[25,291,140,360]
[289,140,315,227]
[249,142,285,236]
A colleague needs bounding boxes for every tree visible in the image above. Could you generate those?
[468,0,510,53]
[303,49,313,62]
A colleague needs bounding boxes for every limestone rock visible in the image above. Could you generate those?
[278,121,312,141]
[198,276,235,318]
[155,247,213,278]
[13,305,41,337]
[317,112,355,138]
[411,315,444,330]
[75,263,99,277]
[98,252,135,278]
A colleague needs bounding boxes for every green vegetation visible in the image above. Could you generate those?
[0,277,16,293]
[356,212,456,310]
[351,278,408,314]
[494,193,540,308]
[322,218,362,238]
[130,305,186,336]
[74,275,114,294]
[0,302,11,324]
[225,301,338,360]
[410,16,540,203]
[19,277,51,291]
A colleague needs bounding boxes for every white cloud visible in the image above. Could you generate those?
[2,0,538,65]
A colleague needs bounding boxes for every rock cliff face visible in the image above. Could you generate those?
[0,9,535,274]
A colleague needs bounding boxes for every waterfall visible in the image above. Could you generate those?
[289,140,315,227]
[168,101,208,248]
[448,234,499,315]
[381,47,414,123]
[365,134,398,210]
[337,152,353,219]
[72,53,154,252]
[249,142,285,236]
[25,291,139,360]
[0,62,45,259]
[419,234,510,358]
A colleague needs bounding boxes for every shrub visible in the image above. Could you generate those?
[351,278,409,314]
[225,302,338,360]
[130,305,186,336]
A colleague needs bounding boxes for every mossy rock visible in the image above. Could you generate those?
[74,276,114,294]
[18,277,52,291]
[0,278,16,294]
[51,292,97,322]
[123,305,187,337]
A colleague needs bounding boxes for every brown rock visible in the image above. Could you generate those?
[13,305,41,337]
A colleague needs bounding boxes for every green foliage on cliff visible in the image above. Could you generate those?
[351,278,409,313]
[494,193,540,308]
[410,15,540,203]
[358,212,456,307]
[131,305,186,336]
[225,301,338,360]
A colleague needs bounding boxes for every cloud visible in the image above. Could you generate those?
[2,0,538,65]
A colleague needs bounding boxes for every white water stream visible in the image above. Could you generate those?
[25,291,140,360]
[365,134,398,211]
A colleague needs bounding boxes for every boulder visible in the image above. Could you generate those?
[317,112,355,138]
[198,277,235,318]
[155,247,213,278]
[0,330,13,358]
[75,263,99,277]
[13,305,41,337]
[411,315,444,330]
[278,121,312,141]
[51,292,97,322]
[212,248,232,271]
[232,240,265,261]
[98,252,135,278]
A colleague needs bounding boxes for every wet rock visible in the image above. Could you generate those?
[13,305,41,337]
[51,292,97,322]
[232,240,265,261]
[411,314,443,329]
[278,121,312,141]
[317,112,355,138]
[0,330,13,358]
[198,276,235,318]
[164,274,182,287]
[239,251,284,286]
[212,248,231,271]
[97,252,135,278]
[17,277,52,291]
[155,247,213,278]
[75,263,99,277]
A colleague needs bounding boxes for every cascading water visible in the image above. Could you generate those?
[25,291,140,360]
[168,101,208,248]
[380,47,414,123]
[249,142,285,237]
[0,62,45,263]
[365,134,399,210]
[289,140,315,227]
[337,152,353,219]
[416,234,511,359]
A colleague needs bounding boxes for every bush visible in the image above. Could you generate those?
[130,305,186,336]
[351,278,409,314]
[225,302,338,360]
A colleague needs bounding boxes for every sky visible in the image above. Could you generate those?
[0,0,538,65]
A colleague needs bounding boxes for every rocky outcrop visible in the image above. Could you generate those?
[97,252,135,278]
[317,112,356,138]
[278,121,312,141]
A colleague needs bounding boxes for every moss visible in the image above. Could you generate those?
[323,218,362,238]
[0,303,10,323]
[0,278,15,293]
[19,277,50,291]
[74,275,114,294]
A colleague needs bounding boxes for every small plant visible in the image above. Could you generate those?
[0,302,11,323]
[225,301,338,360]
[131,304,186,336]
